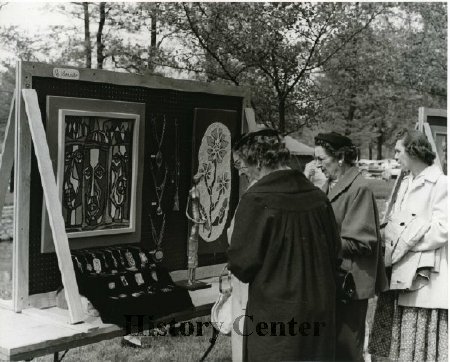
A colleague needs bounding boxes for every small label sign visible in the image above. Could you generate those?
[53,68,80,80]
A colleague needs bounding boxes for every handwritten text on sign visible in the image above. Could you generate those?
[53,68,80,80]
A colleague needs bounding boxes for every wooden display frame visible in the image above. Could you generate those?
[41,97,146,253]
[0,60,251,326]
[417,107,447,172]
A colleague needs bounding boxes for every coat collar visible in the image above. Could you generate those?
[246,169,317,194]
[413,164,443,183]
[323,166,361,202]
[402,164,443,190]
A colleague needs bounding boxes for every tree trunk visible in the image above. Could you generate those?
[376,132,383,160]
[96,3,106,69]
[369,143,373,160]
[148,11,157,71]
[83,2,91,68]
[278,97,286,133]
[345,103,355,136]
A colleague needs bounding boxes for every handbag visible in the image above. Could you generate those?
[210,265,233,335]
[336,267,356,304]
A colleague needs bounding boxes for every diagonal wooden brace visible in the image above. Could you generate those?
[22,89,84,324]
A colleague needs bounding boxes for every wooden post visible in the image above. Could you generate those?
[22,89,84,324]
[13,61,31,312]
[244,108,258,132]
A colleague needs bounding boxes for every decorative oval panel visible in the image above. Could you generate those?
[196,122,232,242]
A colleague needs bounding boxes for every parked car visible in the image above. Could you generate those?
[358,159,399,179]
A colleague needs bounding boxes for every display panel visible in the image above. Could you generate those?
[41,97,146,252]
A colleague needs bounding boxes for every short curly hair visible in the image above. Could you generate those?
[314,139,358,166]
[397,128,436,166]
[232,129,290,169]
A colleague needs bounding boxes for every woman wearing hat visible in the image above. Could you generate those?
[314,132,388,361]
[228,129,341,361]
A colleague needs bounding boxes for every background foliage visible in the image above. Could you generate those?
[0,2,446,159]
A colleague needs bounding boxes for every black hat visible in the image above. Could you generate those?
[233,128,281,151]
[314,132,353,150]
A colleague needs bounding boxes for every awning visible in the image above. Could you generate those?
[284,135,314,156]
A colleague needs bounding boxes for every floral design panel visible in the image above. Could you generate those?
[196,122,232,242]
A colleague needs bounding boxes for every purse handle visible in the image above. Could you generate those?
[219,265,232,294]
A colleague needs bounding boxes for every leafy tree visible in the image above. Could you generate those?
[314,3,447,159]
[172,2,385,133]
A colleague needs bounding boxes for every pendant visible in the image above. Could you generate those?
[156,205,163,215]
[125,251,137,270]
[109,253,118,268]
[173,192,179,211]
[154,249,164,262]
[93,258,102,274]
[101,255,109,269]
[73,257,83,273]
[134,273,145,286]
[139,252,148,267]
[120,276,129,287]
[156,150,163,168]
[151,270,159,282]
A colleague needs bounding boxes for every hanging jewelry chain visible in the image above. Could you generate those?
[173,118,180,211]
[151,115,166,168]
[150,164,168,215]
[149,213,166,249]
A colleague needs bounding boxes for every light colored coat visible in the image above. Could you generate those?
[388,164,447,309]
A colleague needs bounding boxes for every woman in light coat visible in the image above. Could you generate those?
[369,129,448,361]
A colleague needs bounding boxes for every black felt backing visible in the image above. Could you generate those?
[29,76,242,294]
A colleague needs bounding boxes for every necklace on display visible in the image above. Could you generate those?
[150,164,168,215]
[173,118,180,211]
[88,252,102,274]
[130,246,149,268]
[124,249,137,271]
[72,256,83,273]
[151,115,166,168]
[81,253,93,273]
[105,249,119,272]
[149,213,166,262]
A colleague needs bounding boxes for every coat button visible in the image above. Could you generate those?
[400,222,405,226]
[412,213,416,216]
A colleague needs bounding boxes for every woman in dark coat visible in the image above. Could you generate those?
[228,129,341,362]
[314,132,388,361]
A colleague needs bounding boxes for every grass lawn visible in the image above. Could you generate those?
[33,317,232,362]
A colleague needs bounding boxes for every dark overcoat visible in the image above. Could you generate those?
[323,167,388,299]
[228,169,341,362]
